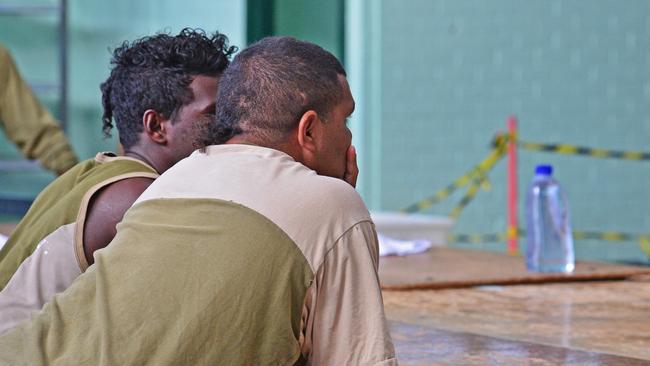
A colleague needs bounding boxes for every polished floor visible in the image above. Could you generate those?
[389,321,648,366]
[384,279,650,365]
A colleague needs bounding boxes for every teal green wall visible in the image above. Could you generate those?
[246,0,344,60]
[349,0,650,262]
[273,0,343,61]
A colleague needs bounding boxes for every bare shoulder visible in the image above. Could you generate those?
[97,177,155,203]
[83,177,155,265]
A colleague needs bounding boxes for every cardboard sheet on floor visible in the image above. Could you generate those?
[379,247,650,290]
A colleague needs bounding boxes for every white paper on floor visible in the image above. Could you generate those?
[377,232,432,257]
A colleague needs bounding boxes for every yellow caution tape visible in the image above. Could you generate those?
[449,174,486,219]
[639,236,650,256]
[449,232,507,244]
[572,231,633,241]
[452,230,641,243]
[402,137,508,214]
[507,226,519,240]
[518,140,650,161]
[601,232,624,242]
[450,229,650,256]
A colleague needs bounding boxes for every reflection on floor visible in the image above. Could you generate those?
[384,279,650,365]
[389,321,648,366]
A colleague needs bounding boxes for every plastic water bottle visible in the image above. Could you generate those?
[525,164,575,273]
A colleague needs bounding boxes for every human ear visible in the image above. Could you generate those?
[297,110,319,153]
[142,109,169,145]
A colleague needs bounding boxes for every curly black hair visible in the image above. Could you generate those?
[100,28,237,149]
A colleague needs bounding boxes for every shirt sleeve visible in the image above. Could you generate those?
[0,44,78,175]
[301,220,397,365]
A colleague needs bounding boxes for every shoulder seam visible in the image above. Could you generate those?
[313,219,375,272]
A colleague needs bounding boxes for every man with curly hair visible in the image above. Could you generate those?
[0,28,235,334]
[0,36,395,365]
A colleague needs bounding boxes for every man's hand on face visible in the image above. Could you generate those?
[343,145,358,188]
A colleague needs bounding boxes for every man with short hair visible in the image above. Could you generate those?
[0,36,396,365]
[0,29,235,334]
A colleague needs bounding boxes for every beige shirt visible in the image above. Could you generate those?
[137,144,397,365]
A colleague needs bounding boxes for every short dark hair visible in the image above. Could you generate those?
[101,28,237,149]
[204,36,346,145]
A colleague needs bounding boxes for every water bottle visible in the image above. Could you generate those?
[525,164,575,273]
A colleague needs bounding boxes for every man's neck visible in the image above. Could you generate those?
[123,147,162,174]
[225,136,303,164]
[224,135,257,146]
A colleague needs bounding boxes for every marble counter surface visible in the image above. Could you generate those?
[384,278,650,365]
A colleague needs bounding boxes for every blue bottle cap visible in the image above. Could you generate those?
[535,164,553,176]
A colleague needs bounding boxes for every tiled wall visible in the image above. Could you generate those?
[367,0,650,261]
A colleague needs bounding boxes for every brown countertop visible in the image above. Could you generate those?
[380,247,650,290]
